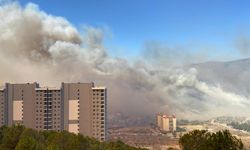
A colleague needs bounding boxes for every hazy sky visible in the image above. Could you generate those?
[16,0,250,61]
[1,0,250,118]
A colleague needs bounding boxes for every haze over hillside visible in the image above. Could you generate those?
[181,58,250,119]
[192,58,250,96]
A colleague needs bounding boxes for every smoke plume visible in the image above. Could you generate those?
[0,2,250,120]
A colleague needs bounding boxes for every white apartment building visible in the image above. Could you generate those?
[0,82,107,141]
[157,113,176,132]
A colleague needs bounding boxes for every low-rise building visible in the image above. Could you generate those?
[157,113,176,132]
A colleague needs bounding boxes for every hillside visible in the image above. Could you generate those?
[191,58,250,96]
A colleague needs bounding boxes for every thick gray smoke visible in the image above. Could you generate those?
[0,2,250,120]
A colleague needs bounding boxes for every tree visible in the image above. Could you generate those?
[15,128,45,150]
[0,125,146,150]
[0,125,7,144]
[15,136,44,150]
[1,125,25,149]
[179,130,244,150]
[208,130,243,150]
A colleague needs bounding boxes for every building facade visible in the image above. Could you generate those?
[0,82,107,141]
[156,113,176,132]
[0,88,5,127]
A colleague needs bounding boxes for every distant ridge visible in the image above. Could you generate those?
[188,57,250,96]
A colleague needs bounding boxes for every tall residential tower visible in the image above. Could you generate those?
[0,82,107,141]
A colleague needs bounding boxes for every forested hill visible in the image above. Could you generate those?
[0,125,146,150]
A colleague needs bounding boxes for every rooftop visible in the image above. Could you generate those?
[157,113,176,118]
[92,86,106,89]
[35,87,61,91]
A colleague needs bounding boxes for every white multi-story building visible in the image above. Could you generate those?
[0,82,107,141]
[157,113,176,132]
